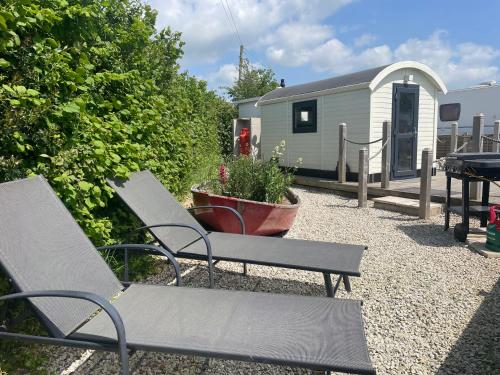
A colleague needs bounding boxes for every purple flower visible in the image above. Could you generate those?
[219,164,228,185]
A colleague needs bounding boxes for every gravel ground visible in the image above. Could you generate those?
[42,186,499,375]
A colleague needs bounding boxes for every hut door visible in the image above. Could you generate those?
[391,83,419,179]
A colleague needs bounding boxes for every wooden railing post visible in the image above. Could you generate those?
[470,113,484,200]
[450,122,458,154]
[338,123,347,183]
[358,148,368,208]
[381,120,391,189]
[494,120,500,153]
[419,148,432,219]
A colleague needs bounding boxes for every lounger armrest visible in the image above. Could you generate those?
[0,290,129,375]
[137,223,214,288]
[188,205,246,234]
[96,244,182,287]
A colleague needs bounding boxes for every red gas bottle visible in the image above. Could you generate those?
[239,127,250,156]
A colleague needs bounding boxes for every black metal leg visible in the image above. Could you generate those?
[323,273,343,298]
[463,178,470,235]
[445,175,452,231]
[242,262,247,276]
[342,275,351,293]
[481,181,490,227]
[454,178,470,242]
[323,273,334,298]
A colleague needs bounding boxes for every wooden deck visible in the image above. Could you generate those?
[294,171,500,205]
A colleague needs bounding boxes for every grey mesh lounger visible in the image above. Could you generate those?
[108,170,367,297]
[0,176,375,374]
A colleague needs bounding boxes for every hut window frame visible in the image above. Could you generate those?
[292,100,317,133]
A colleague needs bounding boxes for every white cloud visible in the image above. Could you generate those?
[265,22,333,67]
[264,28,499,88]
[145,1,500,89]
[145,0,353,65]
[206,63,239,89]
[357,45,393,67]
[354,33,377,47]
[267,33,392,75]
[394,31,500,87]
[308,39,354,73]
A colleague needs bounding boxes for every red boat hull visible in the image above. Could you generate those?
[191,188,300,236]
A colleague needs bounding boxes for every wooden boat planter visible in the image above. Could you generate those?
[191,186,300,236]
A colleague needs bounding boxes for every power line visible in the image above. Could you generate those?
[224,0,242,45]
[219,0,242,46]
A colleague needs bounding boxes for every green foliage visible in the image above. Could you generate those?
[207,142,298,204]
[225,58,279,101]
[0,277,49,374]
[0,0,235,372]
[214,99,238,157]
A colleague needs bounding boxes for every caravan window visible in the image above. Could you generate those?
[293,100,317,133]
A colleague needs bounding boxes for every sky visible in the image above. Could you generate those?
[144,0,500,95]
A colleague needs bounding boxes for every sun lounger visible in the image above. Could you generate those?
[108,170,367,297]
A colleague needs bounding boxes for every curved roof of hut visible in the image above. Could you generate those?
[258,61,447,105]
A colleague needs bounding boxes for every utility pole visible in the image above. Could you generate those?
[238,44,244,82]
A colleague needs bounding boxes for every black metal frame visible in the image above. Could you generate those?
[187,205,245,235]
[0,290,130,374]
[444,171,493,241]
[96,243,182,286]
[188,205,249,275]
[138,222,215,288]
[137,205,247,288]
[391,83,419,180]
[323,273,351,298]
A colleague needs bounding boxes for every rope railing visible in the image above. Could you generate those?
[338,121,392,190]
[344,137,383,145]
[368,136,390,161]
[454,141,469,153]
[436,136,445,144]
[481,135,500,144]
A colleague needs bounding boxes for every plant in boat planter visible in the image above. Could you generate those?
[192,142,302,236]
[213,141,300,204]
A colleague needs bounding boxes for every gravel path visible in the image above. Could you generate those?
[43,186,500,374]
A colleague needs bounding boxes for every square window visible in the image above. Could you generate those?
[293,100,317,133]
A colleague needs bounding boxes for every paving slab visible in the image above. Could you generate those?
[466,230,500,258]
[372,196,442,217]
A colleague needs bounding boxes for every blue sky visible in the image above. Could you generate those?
[145,0,500,94]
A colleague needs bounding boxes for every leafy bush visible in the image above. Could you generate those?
[224,58,279,101]
[205,142,299,204]
[214,100,238,158]
[0,0,235,372]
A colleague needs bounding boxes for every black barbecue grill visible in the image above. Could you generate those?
[443,152,500,241]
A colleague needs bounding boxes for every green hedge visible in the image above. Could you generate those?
[0,0,235,371]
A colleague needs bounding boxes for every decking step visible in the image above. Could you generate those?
[372,196,442,217]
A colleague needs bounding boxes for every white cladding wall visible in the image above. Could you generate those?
[260,89,370,171]
[238,101,261,118]
[369,69,438,174]
[322,90,370,172]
